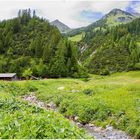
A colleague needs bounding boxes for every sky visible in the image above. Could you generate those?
[0,0,140,28]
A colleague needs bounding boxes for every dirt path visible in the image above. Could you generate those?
[22,93,132,139]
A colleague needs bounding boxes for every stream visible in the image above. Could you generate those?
[22,93,132,139]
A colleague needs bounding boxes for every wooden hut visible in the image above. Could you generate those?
[0,73,17,80]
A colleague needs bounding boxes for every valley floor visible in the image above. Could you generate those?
[0,71,140,138]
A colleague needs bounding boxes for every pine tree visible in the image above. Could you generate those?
[43,43,52,63]
[33,10,36,18]
[50,40,67,77]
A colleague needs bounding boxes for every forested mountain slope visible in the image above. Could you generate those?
[80,18,140,75]
[0,9,85,78]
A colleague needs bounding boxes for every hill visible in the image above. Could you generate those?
[79,17,140,75]
[93,8,135,27]
[50,19,71,33]
[67,9,137,40]
[0,9,86,78]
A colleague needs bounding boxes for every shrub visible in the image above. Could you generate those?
[135,127,140,139]
[83,89,94,96]
[24,83,38,92]
[100,67,110,75]
[126,125,137,136]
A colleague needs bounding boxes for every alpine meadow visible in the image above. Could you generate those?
[0,1,140,139]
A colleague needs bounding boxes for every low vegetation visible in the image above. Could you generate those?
[0,93,86,139]
[0,71,140,138]
[68,32,85,42]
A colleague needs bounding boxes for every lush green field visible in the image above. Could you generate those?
[68,32,85,42]
[0,71,140,138]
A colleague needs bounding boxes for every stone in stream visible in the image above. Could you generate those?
[38,102,45,107]
[46,101,56,109]
[76,122,83,128]
[106,125,113,131]
[74,116,79,121]
[89,123,94,127]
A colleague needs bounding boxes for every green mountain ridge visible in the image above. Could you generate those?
[65,8,140,75]
[67,8,137,37]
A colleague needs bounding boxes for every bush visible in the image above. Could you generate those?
[100,68,110,75]
[83,89,94,96]
[24,83,38,92]
[117,115,130,130]
[135,127,140,139]
[126,125,137,136]
[82,78,90,82]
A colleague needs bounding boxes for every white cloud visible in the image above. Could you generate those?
[87,1,130,13]
[0,0,132,28]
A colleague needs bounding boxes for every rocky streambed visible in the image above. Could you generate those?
[22,93,132,139]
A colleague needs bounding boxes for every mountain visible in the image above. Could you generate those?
[131,12,140,17]
[100,8,135,26]
[67,9,140,75]
[79,17,140,75]
[50,19,71,33]
[67,9,137,37]
[0,9,85,78]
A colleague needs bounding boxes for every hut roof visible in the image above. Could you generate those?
[0,73,16,78]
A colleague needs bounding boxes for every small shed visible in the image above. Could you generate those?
[0,73,17,80]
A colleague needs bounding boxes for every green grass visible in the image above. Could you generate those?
[0,71,140,138]
[68,32,85,42]
[0,85,86,139]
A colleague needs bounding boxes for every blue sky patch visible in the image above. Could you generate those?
[126,1,140,13]
[80,10,103,22]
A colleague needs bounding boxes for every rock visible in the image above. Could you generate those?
[106,126,113,131]
[57,86,65,90]
[71,89,79,93]
[94,126,102,132]
[89,123,94,127]
[46,101,56,109]
[74,116,79,121]
[38,102,44,107]
[76,122,83,128]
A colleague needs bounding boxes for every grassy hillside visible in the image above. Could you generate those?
[0,71,140,138]
[68,32,85,42]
